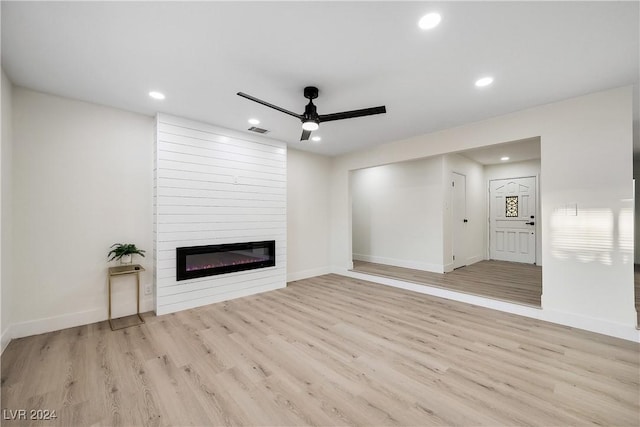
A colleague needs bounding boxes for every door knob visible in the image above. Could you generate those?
[526,221,535,225]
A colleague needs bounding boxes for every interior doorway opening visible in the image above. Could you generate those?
[350,137,543,307]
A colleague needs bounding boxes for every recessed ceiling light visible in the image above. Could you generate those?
[501,156,510,161]
[149,91,165,100]
[418,12,441,30]
[311,136,321,142]
[248,118,260,125]
[475,77,494,87]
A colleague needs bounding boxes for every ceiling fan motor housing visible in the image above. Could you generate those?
[303,86,319,100]
[303,100,319,124]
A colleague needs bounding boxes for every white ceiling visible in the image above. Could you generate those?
[2,1,638,156]
[459,137,540,166]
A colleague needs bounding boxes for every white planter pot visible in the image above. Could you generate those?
[120,254,132,265]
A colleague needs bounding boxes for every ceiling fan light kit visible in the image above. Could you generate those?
[237,86,386,141]
[302,120,319,131]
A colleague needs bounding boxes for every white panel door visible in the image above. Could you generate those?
[452,172,467,269]
[489,177,536,264]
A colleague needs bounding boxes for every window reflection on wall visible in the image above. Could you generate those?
[551,208,614,265]
[618,208,633,264]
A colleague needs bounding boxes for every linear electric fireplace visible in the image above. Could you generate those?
[176,240,276,281]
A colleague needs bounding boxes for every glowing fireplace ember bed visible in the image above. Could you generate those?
[176,240,275,281]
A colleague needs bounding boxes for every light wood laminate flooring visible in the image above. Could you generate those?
[2,274,638,426]
[352,260,542,307]
[635,264,640,327]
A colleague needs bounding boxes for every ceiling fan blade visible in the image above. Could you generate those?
[319,105,386,123]
[237,92,302,119]
[300,129,312,141]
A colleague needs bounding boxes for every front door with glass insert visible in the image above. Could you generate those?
[489,177,536,264]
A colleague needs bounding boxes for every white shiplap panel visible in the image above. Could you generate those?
[154,114,286,314]
[158,216,278,225]
[156,186,285,202]
[158,274,284,301]
[157,139,285,168]
[157,138,285,165]
[156,205,284,216]
[158,159,285,180]
[158,118,285,153]
[157,152,285,177]
[157,267,283,294]
[156,267,284,283]
[156,168,286,185]
[158,147,282,174]
[157,221,286,233]
[155,268,287,284]
[156,282,285,315]
[157,177,285,194]
[159,196,285,209]
[158,230,286,243]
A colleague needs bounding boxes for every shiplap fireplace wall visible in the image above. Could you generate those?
[154,114,287,315]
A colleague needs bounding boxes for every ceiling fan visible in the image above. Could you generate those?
[237,86,386,141]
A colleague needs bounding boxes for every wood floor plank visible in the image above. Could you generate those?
[143,353,211,426]
[2,273,638,426]
[635,264,640,326]
[353,259,542,306]
[179,361,249,426]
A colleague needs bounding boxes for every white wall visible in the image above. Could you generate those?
[485,158,542,264]
[351,156,445,272]
[443,153,486,270]
[541,91,633,330]
[154,114,287,315]
[11,88,155,337]
[332,86,637,341]
[1,69,13,352]
[634,156,640,264]
[287,148,332,281]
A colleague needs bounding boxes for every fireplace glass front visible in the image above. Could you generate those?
[176,240,275,281]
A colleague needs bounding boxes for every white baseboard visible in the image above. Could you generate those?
[337,268,640,343]
[11,307,105,340]
[287,266,332,283]
[1,287,261,342]
[1,325,12,354]
[9,295,157,341]
[353,254,443,273]
[539,309,639,342]
[0,291,258,334]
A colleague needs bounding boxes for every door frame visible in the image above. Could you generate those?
[451,172,467,270]
[487,174,540,265]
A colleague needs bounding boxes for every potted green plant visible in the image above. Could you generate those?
[108,243,146,265]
